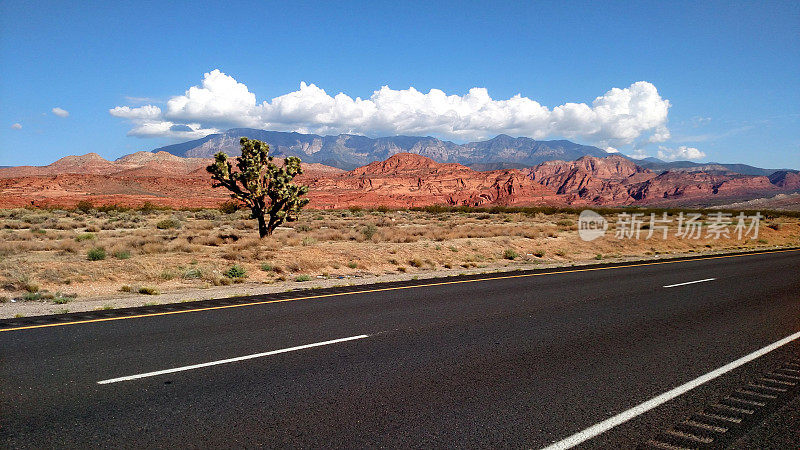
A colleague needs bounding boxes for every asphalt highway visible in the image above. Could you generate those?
[2,249,800,448]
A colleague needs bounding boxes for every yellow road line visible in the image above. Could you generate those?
[2,248,798,333]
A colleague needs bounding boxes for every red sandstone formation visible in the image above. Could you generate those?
[0,152,796,209]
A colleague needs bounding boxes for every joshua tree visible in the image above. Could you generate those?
[207,137,309,237]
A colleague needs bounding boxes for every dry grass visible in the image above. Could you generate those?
[0,206,798,302]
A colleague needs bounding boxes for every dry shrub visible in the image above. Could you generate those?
[221,251,242,261]
[313,228,348,242]
[188,220,216,231]
[57,240,79,254]
[168,238,201,253]
[196,234,224,246]
[52,220,78,230]
[140,242,167,254]
[0,207,795,302]
[0,242,16,257]
[232,220,252,230]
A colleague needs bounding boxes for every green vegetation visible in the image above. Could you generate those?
[223,264,247,279]
[183,268,203,279]
[87,247,106,261]
[113,250,131,259]
[75,200,94,213]
[362,224,378,239]
[294,274,312,282]
[23,292,42,301]
[218,200,241,214]
[156,218,181,229]
[160,270,176,280]
[503,249,519,260]
[53,294,74,304]
[207,137,309,237]
[75,232,96,242]
[138,286,160,295]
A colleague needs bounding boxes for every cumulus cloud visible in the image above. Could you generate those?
[647,126,671,143]
[657,145,706,161]
[110,69,673,144]
[109,105,163,121]
[11,123,22,130]
[109,105,216,138]
[52,107,69,118]
[165,70,260,126]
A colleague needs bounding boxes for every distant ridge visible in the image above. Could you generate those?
[632,158,792,176]
[151,128,793,177]
[151,129,610,170]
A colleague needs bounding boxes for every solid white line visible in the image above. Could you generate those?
[97,334,370,384]
[540,329,800,450]
[663,278,716,288]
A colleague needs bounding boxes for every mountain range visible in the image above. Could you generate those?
[151,128,792,176]
[1,151,798,210]
[154,128,611,170]
[0,129,797,209]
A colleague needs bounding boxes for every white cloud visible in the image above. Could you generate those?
[109,105,216,139]
[657,145,706,161]
[111,69,673,145]
[52,107,69,117]
[165,69,260,127]
[647,126,671,143]
[604,146,619,153]
[129,121,216,139]
[628,148,650,159]
[110,105,163,121]
[11,123,22,130]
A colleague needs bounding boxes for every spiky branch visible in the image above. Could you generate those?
[207,137,309,237]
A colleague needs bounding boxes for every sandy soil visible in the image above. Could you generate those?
[2,207,798,319]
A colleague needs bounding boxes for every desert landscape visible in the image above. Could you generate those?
[4,3,800,447]
[2,144,799,211]
[1,201,798,318]
[2,136,799,318]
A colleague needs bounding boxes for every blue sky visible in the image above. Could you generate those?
[1,0,798,168]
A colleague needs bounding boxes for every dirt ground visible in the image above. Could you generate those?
[1,206,798,319]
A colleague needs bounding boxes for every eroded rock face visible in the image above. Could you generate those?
[0,152,795,209]
[769,171,800,189]
[309,153,561,208]
[626,171,779,203]
[523,155,656,204]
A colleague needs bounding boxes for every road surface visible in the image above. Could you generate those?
[2,249,799,448]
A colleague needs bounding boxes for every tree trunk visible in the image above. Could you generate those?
[256,213,269,238]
